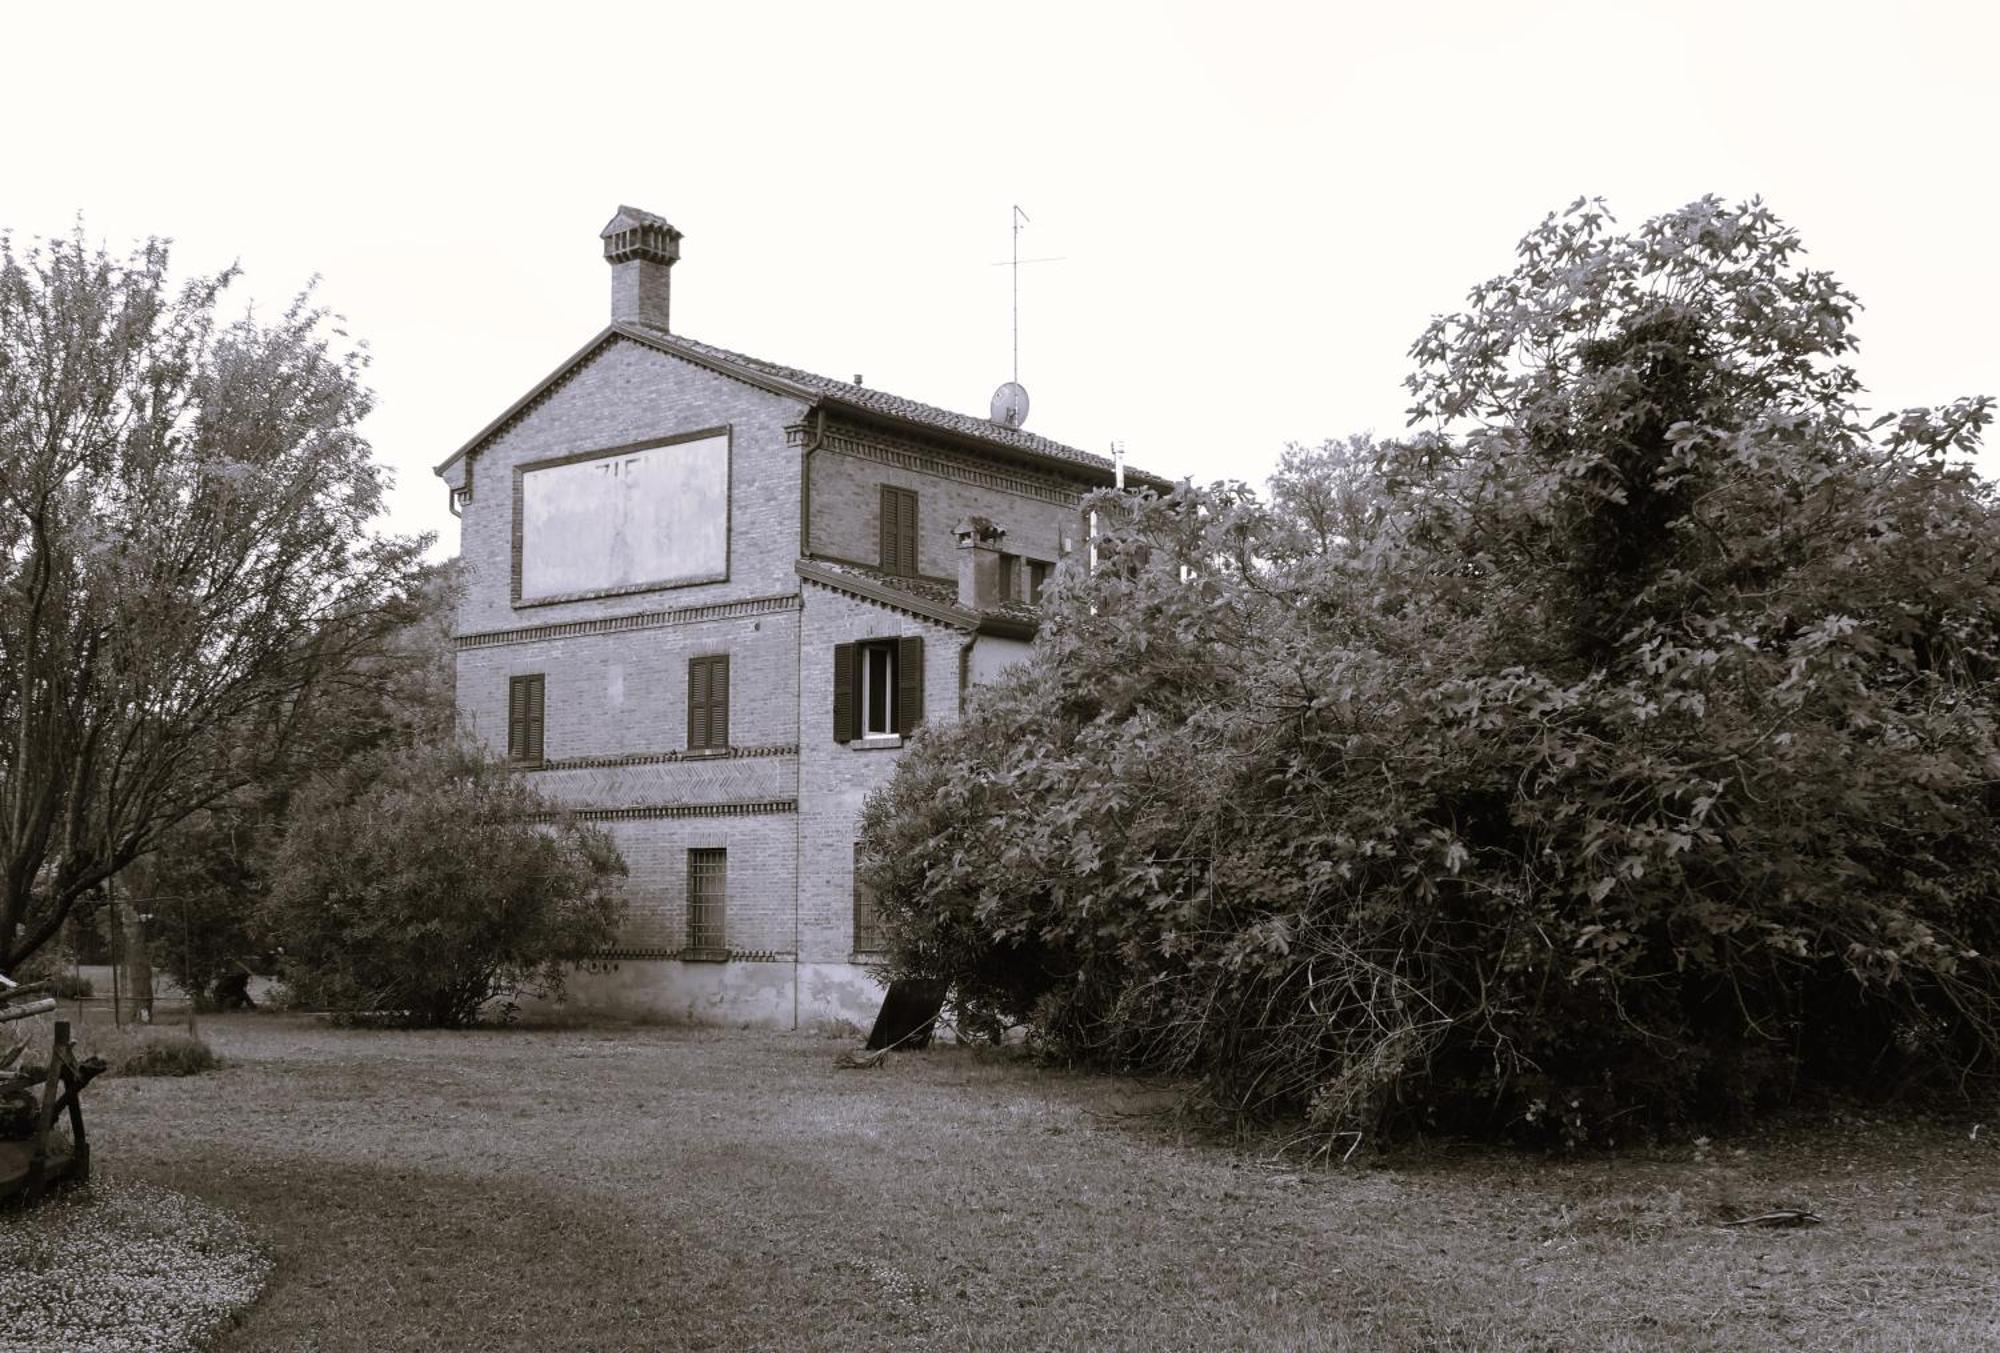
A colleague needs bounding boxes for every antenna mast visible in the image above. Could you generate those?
[1010,204,1028,385]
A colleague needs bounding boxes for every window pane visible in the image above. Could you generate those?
[865,646,892,734]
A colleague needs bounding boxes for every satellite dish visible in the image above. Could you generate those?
[990,381,1030,429]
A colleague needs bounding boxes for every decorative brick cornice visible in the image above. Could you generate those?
[456,593,800,650]
[527,744,798,772]
[523,798,797,823]
[793,423,1089,507]
[436,330,621,476]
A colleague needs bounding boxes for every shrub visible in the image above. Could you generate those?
[49,971,94,1000]
[863,197,2000,1145]
[109,1032,220,1077]
[265,741,627,1028]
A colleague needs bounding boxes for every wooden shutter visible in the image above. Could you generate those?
[895,636,924,735]
[898,490,919,575]
[686,659,704,749]
[687,656,729,749]
[832,641,857,743]
[508,676,528,760]
[878,485,898,572]
[708,656,729,749]
[523,675,544,762]
[880,486,918,575]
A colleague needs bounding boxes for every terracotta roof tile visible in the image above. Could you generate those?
[621,322,1167,484]
[801,557,1043,630]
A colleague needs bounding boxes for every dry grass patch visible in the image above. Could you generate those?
[61,1015,2000,1351]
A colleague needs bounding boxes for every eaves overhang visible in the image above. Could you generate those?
[795,559,976,630]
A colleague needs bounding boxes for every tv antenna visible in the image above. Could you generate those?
[989,205,1063,427]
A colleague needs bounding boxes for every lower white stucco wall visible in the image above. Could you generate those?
[526,958,888,1030]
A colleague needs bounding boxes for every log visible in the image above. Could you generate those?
[0,998,57,1025]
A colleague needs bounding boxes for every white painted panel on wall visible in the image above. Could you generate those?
[520,433,729,600]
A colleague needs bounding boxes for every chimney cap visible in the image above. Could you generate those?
[953,515,1006,547]
[601,206,682,266]
[600,205,681,239]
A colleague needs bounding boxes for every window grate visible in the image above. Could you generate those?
[852,843,885,954]
[687,849,727,956]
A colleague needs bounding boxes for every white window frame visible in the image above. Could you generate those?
[860,642,896,737]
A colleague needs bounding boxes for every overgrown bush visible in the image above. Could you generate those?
[106,1031,219,1077]
[49,971,94,1000]
[264,741,627,1028]
[862,197,2000,1146]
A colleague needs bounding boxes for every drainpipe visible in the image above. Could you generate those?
[793,414,824,1031]
[793,604,802,1032]
[799,407,826,558]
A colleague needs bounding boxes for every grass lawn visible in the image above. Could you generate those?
[47,1013,2000,1351]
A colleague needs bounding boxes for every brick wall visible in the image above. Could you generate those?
[594,812,799,955]
[795,580,969,963]
[810,444,1090,582]
[450,336,807,637]
[457,607,800,763]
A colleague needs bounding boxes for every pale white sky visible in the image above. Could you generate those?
[6,1,1995,555]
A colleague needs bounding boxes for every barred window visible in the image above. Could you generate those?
[686,849,727,957]
[852,843,885,954]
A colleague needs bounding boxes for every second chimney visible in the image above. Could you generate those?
[600,205,682,330]
[954,516,1007,609]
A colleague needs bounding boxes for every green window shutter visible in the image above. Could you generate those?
[895,635,924,735]
[709,655,729,748]
[832,642,857,743]
[525,675,545,762]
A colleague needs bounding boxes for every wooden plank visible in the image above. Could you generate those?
[0,1136,78,1201]
[0,997,56,1024]
[864,979,948,1052]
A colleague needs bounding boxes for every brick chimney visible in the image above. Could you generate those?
[600,205,682,329]
[954,516,1007,609]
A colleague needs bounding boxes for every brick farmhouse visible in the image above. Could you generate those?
[437,206,1162,1026]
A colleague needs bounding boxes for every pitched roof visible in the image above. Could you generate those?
[437,323,1172,491]
[620,322,1161,481]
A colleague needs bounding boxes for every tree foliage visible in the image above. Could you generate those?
[265,742,626,1028]
[137,557,462,1003]
[862,197,2000,1144]
[0,226,426,970]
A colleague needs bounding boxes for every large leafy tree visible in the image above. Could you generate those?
[865,198,2000,1142]
[0,226,426,971]
[137,557,462,1002]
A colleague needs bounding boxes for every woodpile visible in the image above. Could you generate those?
[1,972,104,1203]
